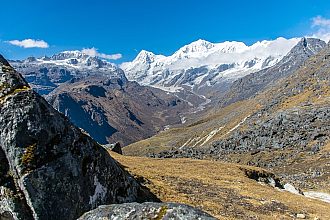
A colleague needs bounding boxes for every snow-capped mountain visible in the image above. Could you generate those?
[171,39,248,59]
[10,51,126,95]
[121,37,301,95]
[22,50,119,70]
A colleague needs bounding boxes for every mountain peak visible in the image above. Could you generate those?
[176,39,214,55]
[191,39,213,46]
[0,54,30,100]
[122,37,303,88]
[0,54,11,67]
[137,49,155,57]
[301,37,307,45]
[19,51,118,69]
[287,37,326,56]
[51,50,90,60]
[172,39,249,59]
[134,50,157,64]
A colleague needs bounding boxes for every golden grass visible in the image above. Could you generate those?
[279,89,315,110]
[111,152,330,220]
[320,141,330,153]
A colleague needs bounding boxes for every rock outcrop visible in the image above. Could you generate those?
[103,142,123,155]
[78,202,216,220]
[0,55,155,220]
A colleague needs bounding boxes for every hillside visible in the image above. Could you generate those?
[124,41,330,155]
[220,38,325,106]
[111,152,330,220]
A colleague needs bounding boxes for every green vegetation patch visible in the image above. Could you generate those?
[154,205,168,220]
[0,85,30,100]
[21,143,37,169]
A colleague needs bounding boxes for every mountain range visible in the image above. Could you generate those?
[10,51,123,95]
[1,35,330,219]
[121,37,301,98]
[125,39,330,204]
[8,37,325,146]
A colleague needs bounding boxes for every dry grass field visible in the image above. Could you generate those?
[111,152,330,220]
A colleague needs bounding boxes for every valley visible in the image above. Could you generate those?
[2,2,330,219]
[1,36,330,220]
[124,38,330,204]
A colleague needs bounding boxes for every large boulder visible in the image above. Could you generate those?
[78,202,216,220]
[0,55,156,220]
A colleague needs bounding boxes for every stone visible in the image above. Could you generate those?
[296,213,306,219]
[78,202,216,220]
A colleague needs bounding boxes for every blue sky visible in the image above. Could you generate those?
[1,0,330,62]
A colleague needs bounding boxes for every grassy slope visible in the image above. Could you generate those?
[123,99,259,156]
[111,152,330,220]
[219,140,330,194]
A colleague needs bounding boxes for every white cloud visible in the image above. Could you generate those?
[310,31,330,42]
[7,39,49,48]
[81,47,122,60]
[312,16,330,28]
[310,16,330,42]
